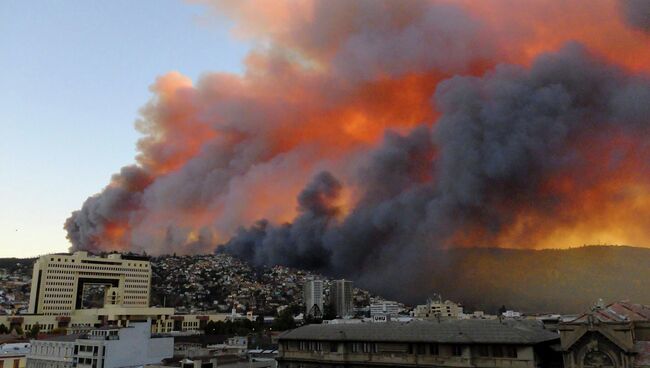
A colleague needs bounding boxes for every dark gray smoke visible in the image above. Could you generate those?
[223,171,341,269]
[65,166,150,252]
[224,43,650,304]
[621,0,650,33]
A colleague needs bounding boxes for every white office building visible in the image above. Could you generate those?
[27,334,79,368]
[370,300,400,317]
[303,279,323,318]
[27,321,172,368]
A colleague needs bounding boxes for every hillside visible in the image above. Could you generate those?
[1,246,648,315]
[411,246,650,314]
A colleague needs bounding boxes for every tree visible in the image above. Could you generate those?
[498,305,507,316]
[323,304,337,320]
[13,326,23,336]
[0,324,8,334]
[272,310,296,331]
[27,323,41,338]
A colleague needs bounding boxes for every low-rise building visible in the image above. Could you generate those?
[26,321,173,368]
[559,301,650,368]
[370,300,400,317]
[1,342,29,368]
[0,353,27,368]
[73,321,172,368]
[27,334,79,368]
[277,319,561,368]
[414,299,463,320]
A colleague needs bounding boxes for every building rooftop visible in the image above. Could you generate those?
[279,319,559,344]
[567,301,650,323]
[36,333,84,342]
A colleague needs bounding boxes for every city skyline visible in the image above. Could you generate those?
[2,1,650,310]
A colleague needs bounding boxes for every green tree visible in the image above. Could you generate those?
[27,323,41,338]
[0,324,9,334]
[13,326,24,336]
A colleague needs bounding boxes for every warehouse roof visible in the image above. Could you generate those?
[279,319,559,344]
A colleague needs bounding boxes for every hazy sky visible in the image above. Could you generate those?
[0,1,249,257]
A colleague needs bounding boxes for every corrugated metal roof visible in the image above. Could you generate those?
[567,301,650,323]
[279,319,559,344]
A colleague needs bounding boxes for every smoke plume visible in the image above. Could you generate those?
[224,44,650,301]
[621,0,650,33]
[66,0,650,306]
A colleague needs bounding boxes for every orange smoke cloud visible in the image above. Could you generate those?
[66,0,650,261]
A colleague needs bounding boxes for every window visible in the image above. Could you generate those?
[505,346,517,358]
[350,343,361,353]
[452,345,463,356]
[13,359,19,368]
[362,343,376,353]
[429,343,439,355]
[492,346,503,357]
[330,343,338,353]
[478,345,489,357]
[416,344,426,355]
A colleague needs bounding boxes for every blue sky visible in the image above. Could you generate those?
[0,1,249,257]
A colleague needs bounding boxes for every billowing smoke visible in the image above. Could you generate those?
[224,44,650,302]
[66,0,650,307]
[621,0,650,33]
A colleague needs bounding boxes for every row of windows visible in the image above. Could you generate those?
[75,357,99,368]
[123,290,148,295]
[288,341,518,359]
[46,268,150,280]
[77,345,99,355]
[31,342,74,356]
[45,281,74,286]
[44,287,73,292]
[477,345,518,358]
[44,275,74,280]
[48,259,149,270]
[124,295,149,300]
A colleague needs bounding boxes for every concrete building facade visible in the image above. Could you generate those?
[329,280,353,318]
[27,334,78,368]
[303,280,323,318]
[26,321,172,368]
[370,301,400,317]
[414,299,463,320]
[277,319,561,368]
[28,252,151,315]
[73,321,172,368]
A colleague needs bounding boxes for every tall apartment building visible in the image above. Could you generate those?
[28,251,151,315]
[303,279,323,318]
[329,279,353,318]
